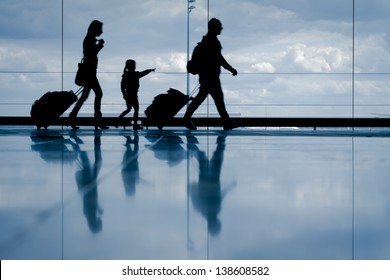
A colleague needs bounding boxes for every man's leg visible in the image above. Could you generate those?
[210,83,239,130]
[184,87,208,119]
[210,83,230,122]
[184,85,209,130]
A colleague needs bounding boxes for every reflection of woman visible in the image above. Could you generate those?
[74,135,103,233]
[70,20,108,130]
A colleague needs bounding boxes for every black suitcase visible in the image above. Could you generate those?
[30,89,79,129]
[144,88,191,129]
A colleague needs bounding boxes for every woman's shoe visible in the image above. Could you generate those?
[185,119,197,130]
[115,116,124,128]
[94,115,109,130]
[68,117,79,130]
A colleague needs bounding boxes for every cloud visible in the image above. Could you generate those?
[251,62,276,73]
[283,43,348,73]
[355,33,390,73]
[153,53,186,72]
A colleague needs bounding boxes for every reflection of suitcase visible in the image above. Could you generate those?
[30,89,80,129]
[144,88,191,129]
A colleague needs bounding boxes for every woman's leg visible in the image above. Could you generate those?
[91,77,108,129]
[69,87,91,129]
[91,78,103,119]
[70,86,91,118]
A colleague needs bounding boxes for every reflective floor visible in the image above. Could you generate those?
[0,126,390,260]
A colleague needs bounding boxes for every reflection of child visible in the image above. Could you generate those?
[118,59,155,129]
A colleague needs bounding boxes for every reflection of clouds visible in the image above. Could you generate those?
[12,129,390,259]
[214,137,353,259]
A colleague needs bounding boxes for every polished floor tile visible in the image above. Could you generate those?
[0,127,389,260]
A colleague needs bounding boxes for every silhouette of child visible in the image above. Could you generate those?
[118,59,155,129]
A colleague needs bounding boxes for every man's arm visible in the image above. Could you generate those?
[221,55,237,76]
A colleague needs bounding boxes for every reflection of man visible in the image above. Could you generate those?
[74,134,103,233]
[189,135,232,236]
[121,135,139,196]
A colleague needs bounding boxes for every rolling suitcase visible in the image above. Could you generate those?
[144,88,192,129]
[30,88,81,129]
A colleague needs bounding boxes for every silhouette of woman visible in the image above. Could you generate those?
[69,20,108,130]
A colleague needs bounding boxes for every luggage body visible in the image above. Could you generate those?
[31,91,78,129]
[144,88,190,129]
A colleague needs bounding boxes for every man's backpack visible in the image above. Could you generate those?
[186,42,204,75]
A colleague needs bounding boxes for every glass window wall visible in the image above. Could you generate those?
[0,0,389,118]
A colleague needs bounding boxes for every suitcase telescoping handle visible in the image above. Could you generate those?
[189,83,200,98]
[74,87,83,96]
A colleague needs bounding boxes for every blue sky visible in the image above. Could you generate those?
[1,0,390,117]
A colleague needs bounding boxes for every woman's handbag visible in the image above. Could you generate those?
[75,59,86,86]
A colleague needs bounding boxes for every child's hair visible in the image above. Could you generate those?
[124,59,136,73]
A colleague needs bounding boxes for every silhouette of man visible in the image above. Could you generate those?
[184,18,238,130]
[70,20,108,130]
